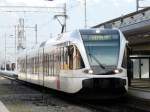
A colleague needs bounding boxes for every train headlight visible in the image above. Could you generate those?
[88,69,93,74]
[113,69,123,74]
[84,69,93,74]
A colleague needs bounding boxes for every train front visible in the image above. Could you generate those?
[78,29,128,99]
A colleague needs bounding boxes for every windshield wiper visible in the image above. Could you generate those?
[88,53,106,70]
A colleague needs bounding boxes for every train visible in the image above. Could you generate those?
[17,28,128,99]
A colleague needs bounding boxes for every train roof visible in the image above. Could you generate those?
[18,28,120,59]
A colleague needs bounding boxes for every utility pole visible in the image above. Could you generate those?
[14,25,17,71]
[136,0,139,11]
[4,33,6,71]
[17,18,25,52]
[35,24,38,44]
[84,0,87,28]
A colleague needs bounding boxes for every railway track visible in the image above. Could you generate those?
[53,92,150,112]
[81,97,150,112]
[1,75,150,112]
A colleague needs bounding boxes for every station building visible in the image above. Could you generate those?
[93,7,150,86]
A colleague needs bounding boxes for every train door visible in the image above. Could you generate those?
[141,59,149,79]
[132,57,150,79]
[133,59,140,79]
[38,49,44,86]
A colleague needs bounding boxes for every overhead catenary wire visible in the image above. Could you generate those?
[0,5,63,9]
[0,5,64,13]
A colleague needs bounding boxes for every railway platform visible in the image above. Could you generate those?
[0,101,10,112]
[129,79,150,100]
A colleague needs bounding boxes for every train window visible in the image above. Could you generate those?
[74,46,85,69]
[48,53,54,76]
[33,57,35,74]
[60,47,64,69]
[47,54,49,76]
[68,45,74,69]
[64,47,69,70]
[23,60,25,73]
[37,54,39,75]
[35,56,37,74]
[54,53,56,75]
[43,54,49,76]
[32,57,34,74]
[52,54,55,76]
[54,48,60,76]
[38,54,42,74]
[27,58,30,73]
[49,54,52,76]
[58,44,84,70]
[122,49,127,68]
[35,57,37,74]
[68,45,85,70]
[47,54,49,75]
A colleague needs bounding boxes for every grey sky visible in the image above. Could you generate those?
[0,0,149,63]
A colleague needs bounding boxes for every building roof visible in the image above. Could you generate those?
[93,7,150,28]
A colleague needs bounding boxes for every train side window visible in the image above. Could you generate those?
[122,49,127,68]
[68,45,74,69]
[64,47,69,70]
[59,45,85,70]
[46,54,49,76]
[68,45,85,70]
[60,47,64,69]
[44,54,48,76]
[74,46,85,69]
[35,56,37,74]
[39,54,42,74]
[47,54,49,75]
[49,54,52,76]
[43,54,46,75]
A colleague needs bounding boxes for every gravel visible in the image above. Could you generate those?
[0,77,94,112]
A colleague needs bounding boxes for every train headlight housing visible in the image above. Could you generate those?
[84,69,93,74]
[113,69,123,74]
[88,69,93,74]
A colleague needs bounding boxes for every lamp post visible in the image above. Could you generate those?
[4,33,6,71]
[84,0,87,28]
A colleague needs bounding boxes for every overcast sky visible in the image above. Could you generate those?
[0,0,150,62]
